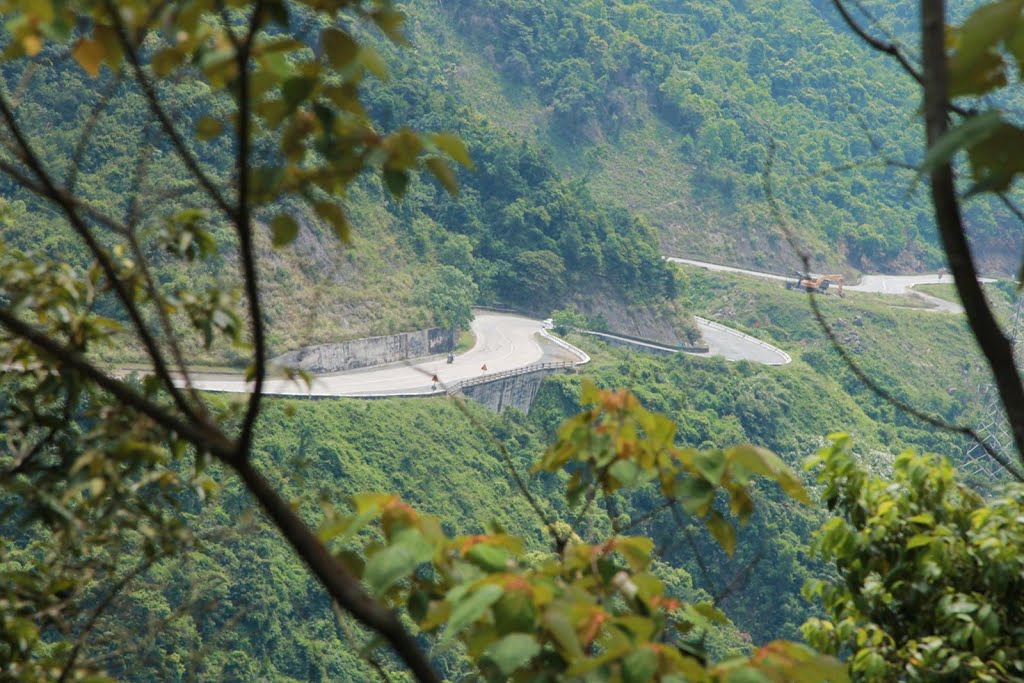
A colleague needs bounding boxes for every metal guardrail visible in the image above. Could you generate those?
[445,361,577,395]
[540,328,591,364]
[694,316,792,365]
[577,329,709,354]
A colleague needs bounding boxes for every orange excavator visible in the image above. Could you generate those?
[786,272,845,297]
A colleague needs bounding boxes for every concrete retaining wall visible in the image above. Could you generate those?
[458,367,564,414]
[273,327,454,374]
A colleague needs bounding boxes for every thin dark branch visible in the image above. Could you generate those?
[0,158,128,236]
[124,141,205,411]
[712,552,763,606]
[9,63,37,110]
[612,498,673,534]
[446,393,566,549]
[668,503,719,602]
[232,458,440,683]
[761,140,1024,482]
[66,75,121,194]
[921,0,1024,472]
[236,1,267,457]
[0,89,198,423]
[997,192,1024,227]
[833,0,923,84]
[0,307,235,462]
[331,601,396,683]
[832,0,971,117]
[58,558,154,683]
[3,425,59,475]
[104,0,233,219]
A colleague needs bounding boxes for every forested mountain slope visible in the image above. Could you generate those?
[0,3,689,357]
[408,0,1020,275]
[4,0,1012,359]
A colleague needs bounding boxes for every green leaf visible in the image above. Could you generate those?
[358,46,389,80]
[282,76,317,109]
[383,168,410,197]
[196,116,223,141]
[151,48,184,77]
[430,132,473,168]
[481,633,540,677]
[615,536,654,571]
[921,111,1003,174]
[706,510,736,556]
[622,647,659,683]
[426,157,458,195]
[441,584,504,643]
[322,27,359,68]
[544,608,584,659]
[270,214,300,246]
[72,38,104,77]
[467,543,512,573]
[950,50,1008,98]
[313,201,351,243]
[363,528,433,595]
[493,590,536,634]
[955,0,1024,71]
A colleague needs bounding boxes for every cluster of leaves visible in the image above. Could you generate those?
[0,245,203,679]
[316,382,845,681]
[803,436,1024,681]
[922,0,1024,210]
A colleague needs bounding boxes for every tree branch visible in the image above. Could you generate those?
[66,75,121,194]
[0,307,235,462]
[0,158,128,236]
[761,139,1023,480]
[58,557,154,683]
[922,0,1024,469]
[236,2,267,457]
[123,139,206,412]
[833,0,971,117]
[232,457,440,683]
[0,89,199,423]
[104,1,233,220]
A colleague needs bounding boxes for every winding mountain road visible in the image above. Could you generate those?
[183,307,790,398]
[184,312,585,397]
[183,257,980,398]
[668,257,993,313]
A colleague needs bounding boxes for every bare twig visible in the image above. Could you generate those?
[104,0,233,219]
[66,75,122,194]
[713,552,763,606]
[833,0,971,117]
[123,137,205,411]
[762,139,1024,481]
[232,458,441,683]
[235,1,268,457]
[444,393,565,550]
[58,558,154,682]
[0,89,199,423]
[668,503,719,602]
[0,158,128,236]
[0,307,235,462]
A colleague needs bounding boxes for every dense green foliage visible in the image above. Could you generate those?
[5,0,1024,681]
[804,437,1024,681]
[0,0,682,359]
[427,0,1020,273]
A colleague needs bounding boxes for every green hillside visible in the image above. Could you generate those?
[3,1,1022,681]
[402,0,1021,275]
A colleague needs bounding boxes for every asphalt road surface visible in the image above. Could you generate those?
[668,257,993,313]
[184,312,579,397]
[694,318,791,365]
